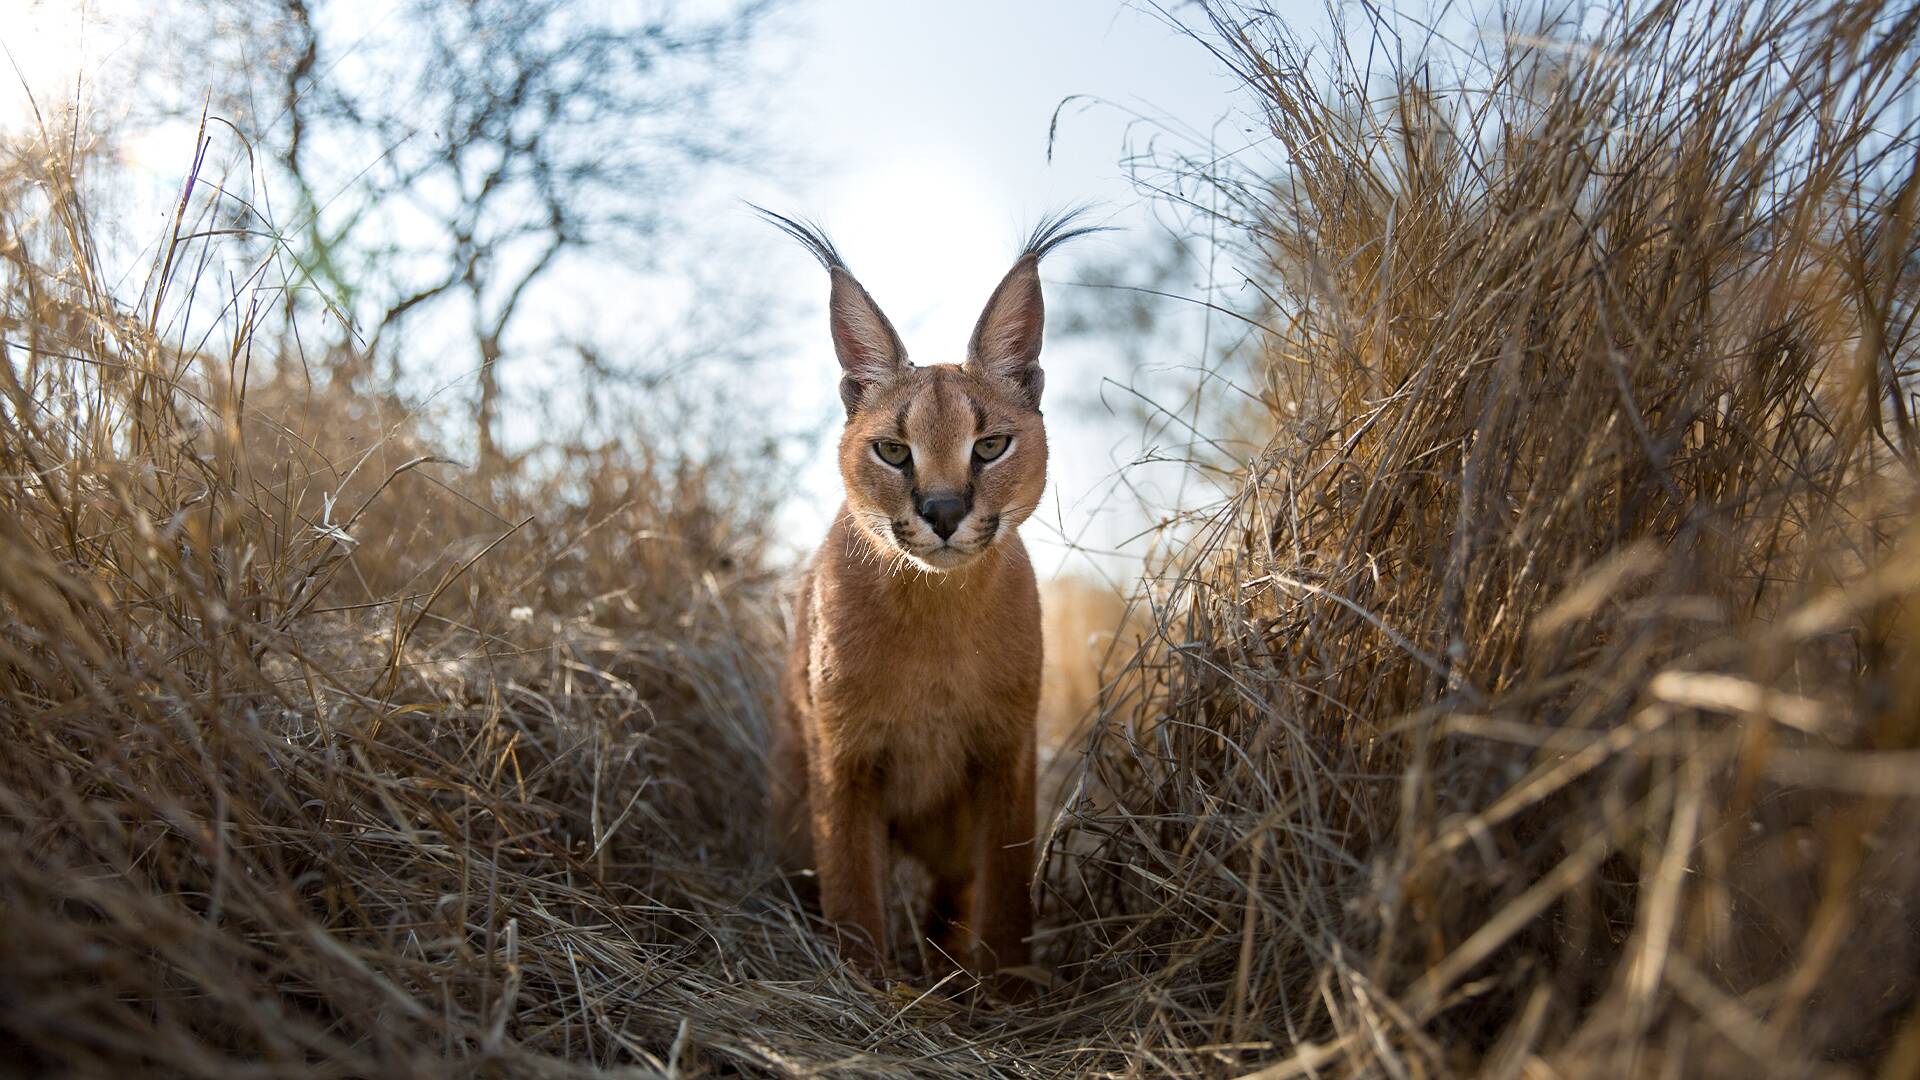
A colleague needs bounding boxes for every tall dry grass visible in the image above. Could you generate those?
[2,0,1918,1075]
[1043,0,1920,1074]
[0,120,794,1075]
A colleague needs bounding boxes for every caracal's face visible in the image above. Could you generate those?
[840,363,1047,573]
[758,206,1090,569]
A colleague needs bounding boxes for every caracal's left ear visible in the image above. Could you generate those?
[965,208,1109,410]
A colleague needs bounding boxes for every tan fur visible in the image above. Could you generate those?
[772,366,1046,976]
[761,213,1087,980]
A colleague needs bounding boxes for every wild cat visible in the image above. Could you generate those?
[756,206,1099,983]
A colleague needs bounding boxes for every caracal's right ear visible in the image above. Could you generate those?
[752,205,907,416]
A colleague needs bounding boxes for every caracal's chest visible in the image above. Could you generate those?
[807,570,1041,816]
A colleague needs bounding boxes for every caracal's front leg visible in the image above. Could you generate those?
[809,746,889,973]
[970,727,1036,976]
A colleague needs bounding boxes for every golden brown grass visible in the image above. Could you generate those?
[1042,0,1920,1074]
[4,0,1919,1075]
[1038,579,1141,753]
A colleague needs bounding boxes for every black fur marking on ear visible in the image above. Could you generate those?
[1018,367,1045,408]
[839,376,866,416]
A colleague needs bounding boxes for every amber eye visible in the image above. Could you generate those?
[973,435,1010,462]
[875,441,912,467]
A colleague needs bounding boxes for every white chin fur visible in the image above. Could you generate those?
[904,546,974,572]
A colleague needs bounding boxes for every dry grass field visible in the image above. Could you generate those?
[4,0,1918,1076]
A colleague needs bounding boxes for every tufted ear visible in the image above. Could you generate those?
[752,204,907,415]
[826,268,908,415]
[963,208,1108,410]
[965,255,1047,407]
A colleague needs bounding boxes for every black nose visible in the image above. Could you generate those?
[916,492,969,541]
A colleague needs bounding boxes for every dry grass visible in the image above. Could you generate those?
[4,0,1919,1075]
[1043,0,1920,1074]
[1039,579,1143,756]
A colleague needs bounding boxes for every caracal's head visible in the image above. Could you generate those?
[759,208,1102,573]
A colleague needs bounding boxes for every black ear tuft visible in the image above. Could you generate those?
[1020,205,1115,262]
